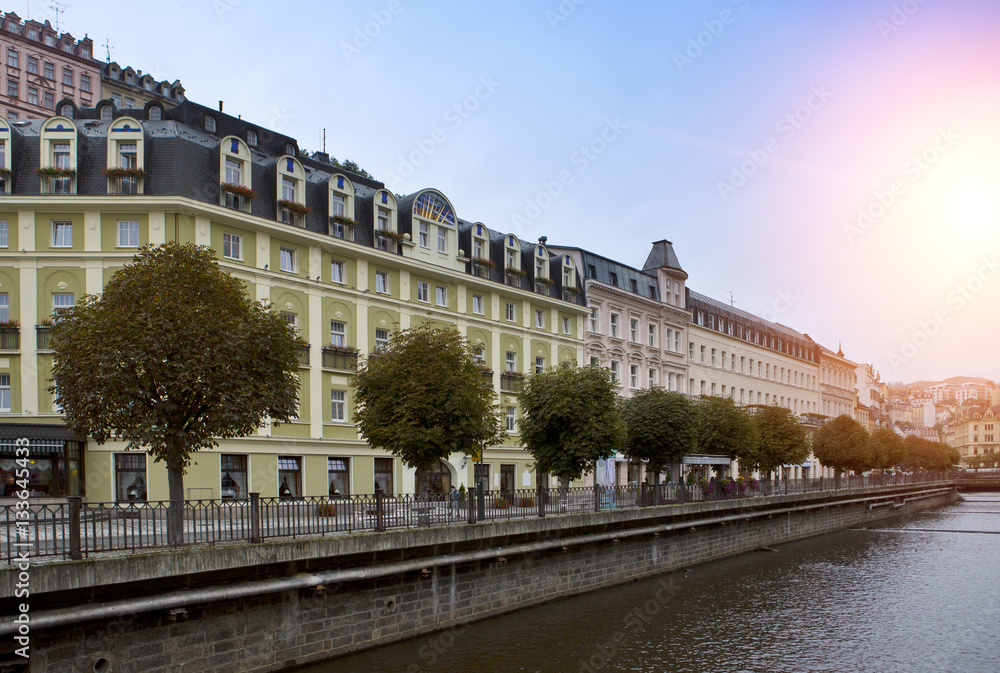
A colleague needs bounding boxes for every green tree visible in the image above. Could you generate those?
[696,396,759,472]
[622,388,698,480]
[813,415,869,483]
[519,363,625,490]
[867,427,906,471]
[50,243,300,545]
[752,405,810,475]
[351,324,504,488]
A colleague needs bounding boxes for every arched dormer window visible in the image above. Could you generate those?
[374,190,399,253]
[39,117,77,195]
[0,117,11,194]
[503,235,523,288]
[147,105,163,121]
[328,174,356,241]
[561,255,577,301]
[219,136,253,213]
[106,117,144,195]
[276,155,308,227]
[204,114,217,134]
[412,190,456,260]
[246,129,257,147]
[533,245,550,296]
[470,223,491,278]
[59,103,73,118]
[99,103,114,120]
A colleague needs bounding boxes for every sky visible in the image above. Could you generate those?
[29,0,1000,385]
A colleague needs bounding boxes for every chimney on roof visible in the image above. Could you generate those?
[538,236,547,245]
[218,100,223,112]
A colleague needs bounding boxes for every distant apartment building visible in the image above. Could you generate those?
[818,344,856,420]
[954,381,990,404]
[0,12,99,121]
[928,382,953,403]
[953,405,1000,461]
[855,363,884,432]
[102,61,184,111]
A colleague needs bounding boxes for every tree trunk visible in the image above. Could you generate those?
[559,475,570,502]
[166,452,185,547]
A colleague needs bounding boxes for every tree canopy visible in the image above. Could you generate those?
[621,388,698,473]
[51,243,300,543]
[518,363,625,485]
[903,435,960,471]
[751,405,810,473]
[696,396,759,467]
[351,323,504,471]
[867,427,906,471]
[813,414,870,475]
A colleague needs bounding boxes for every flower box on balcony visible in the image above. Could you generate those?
[378,229,406,242]
[103,167,146,180]
[37,167,77,178]
[220,182,257,199]
[505,267,526,277]
[330,215,356,227]
[0,168,11,179]
[472,257,495,269]
[278,199,311,215]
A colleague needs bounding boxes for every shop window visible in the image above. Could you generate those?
[328,458,349,496]
[220,454,247,499]
[115,453,147,502]
[278,456,301,499]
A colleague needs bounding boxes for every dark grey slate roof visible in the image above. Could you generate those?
[642,239,686,277]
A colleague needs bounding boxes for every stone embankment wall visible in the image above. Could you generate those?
[0,483,957,673]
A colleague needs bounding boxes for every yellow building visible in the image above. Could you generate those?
[0,101,587,503]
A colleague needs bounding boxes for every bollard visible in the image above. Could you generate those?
[594,484,601,512]
[68,496,82,560]
[375,488,386,532]
[537,483,544,518]
[249,492,261,543]
[476,479,486,521]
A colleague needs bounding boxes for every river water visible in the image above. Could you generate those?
[296,493,1000,673]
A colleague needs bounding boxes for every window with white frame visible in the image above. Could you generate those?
[609,313,620,338]
[279,247,296,273]
[281,176,295,202]
[417,281,429,303]
[331,390,346,422]
[375,328,389,351]
[331,260,344,283]
[437,227,447,253]
[0,293,7,322]
[562,316,570,334]
[330,321,346,348]
[80,73,91,92]
[589,306,599,332]
[648,368,657,388]
[52,221,72,247]
[377,208,389,232]
[648,324,656,347]
[610,360,620,385]
[376,271,388,294]
[330,193,345,217]
[0,221,7,248]
[472,345,485,366]
[505,351,516,373]
[535,309,545,329]
[52,293,74,319]
[630,318,638,342]
[6,48,17,68]
[472,294,484,315]
[472,238,484,259]
[225,158,242,185]
[630,364,639,388]
[505,302,516,322]
[0,374,9,412]
[223,232,241,260]
[204,115,216,133]
[418,222,429,247]
[435,285,448,307]
[535,356,545,374]
[506,406,516,433]
[117,221,139,248]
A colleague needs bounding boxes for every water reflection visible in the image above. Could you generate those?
[296,494,1000,673]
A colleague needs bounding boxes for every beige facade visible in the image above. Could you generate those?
[952,406,1000,461]
[101,62,184,111]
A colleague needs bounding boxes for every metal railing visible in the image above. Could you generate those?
[0,328,18,350]
[108,176,141,195]
[36,326,53,350]
[0,471,955,564]
[222,190,252,213]
[322,347,358,371]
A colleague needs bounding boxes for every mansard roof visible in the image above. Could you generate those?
[641,239,687,278]
[556,247,661,302]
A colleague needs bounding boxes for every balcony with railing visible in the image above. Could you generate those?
[480,369,494,388]
[295,343,310,367]
[39,169,76,195]
[534,279,551,297]
[278,201,309,228]
[500,372,524,393]
[221,183,255,213]
[505,269,525,289]
[471,258,495,279]
[562,287,578,303]
[105,168,145,195]
[375,232,400,254]
[329,216,356,242]
[322,346,359,371]
[0,325,19,350]
[36,325,54,350]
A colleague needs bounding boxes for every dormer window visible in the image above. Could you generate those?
[471,225,491,278]
[412,190,456,259]
[284,143,295,156]
[246,129,257,147]
[204,115,217,133]
[39,118,78,195]
[534,246,550,295]
[561,255,577,302]
[504,235,523,288]
[328,174,356,241]
[106,118,145,195]
[100,104,113,120]
[148,106,162,121]
[59,103,73,117]
[373,191,398,253]
[276,156,308,227]
[219,136,254,213]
